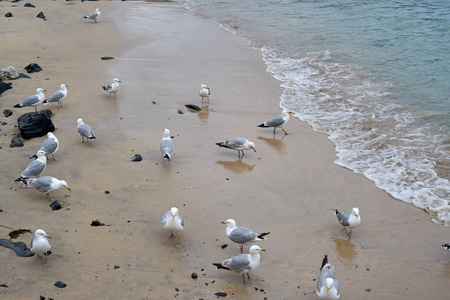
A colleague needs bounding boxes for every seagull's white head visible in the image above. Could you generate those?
[35,149,49,157]
[60,83,68,90]
[77,118,84,125]
[352,207,360,218]
[36,88,46,94]
[47,132,56,139]
[325,277,334,292]
[222,219,237,228]
[249,245,266,254]
[113,78,121,83]
[58,180,71,191]
[248,142,256,152]
[96,8,100,13]
[163,128,171,138]
[170,207,178,219]
[35,229,51,239]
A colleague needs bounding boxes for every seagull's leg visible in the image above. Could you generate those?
[46,192,55,202]
[52,153,58,161]
[240,245,244,254]
[273,127,276,133]
[242,151,245,158]
[36,254,42,261]
[176,232,182,248]
[35,107,38,113]
[344,227,351,238]
[169,231,175,240]
[282,127,288,135]
[44,253,50,267]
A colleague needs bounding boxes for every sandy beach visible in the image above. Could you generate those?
[0,1,449,299]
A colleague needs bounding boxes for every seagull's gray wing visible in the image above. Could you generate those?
[160,210,171,223]
[88,12,99,19]
[229,227,257,244]
[47,91,64,103]
[20,95,40,107]
[22,160,45,178]
[29,176,53,192]
[78,124,94,138]
[227,138,246,148]
[229,254,251,273]
[317,264,334,290]
[265,114,284,127]
[337,211,351,226]
[30,236,35,249]
[40,138,57,153]
[160,140,174,155]
[177,216,184,227]
[333,277,340,294]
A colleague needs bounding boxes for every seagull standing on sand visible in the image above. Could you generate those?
[44,84,68,108]
[222,219,270,253]
[160,128,174,161]
[199,84,210,104]
[160,207,184,247]
[15,150,48,183]
[102,78,121,98]
[84,8,101,23]
[317,255,340,299]
[335,207,361,238]
[30,229,52,267]
[215,138,256,159]
[13,88,46,113]
[213,245,266,283]
[257,110,293,135]
[77,118,96,143]
[39,132,59,160]
[25,176,71,201]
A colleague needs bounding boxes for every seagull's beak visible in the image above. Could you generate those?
[46,235,52,239]
[356,214,359,218]
[66,85,69,88]
[43,90,47,92]
[260,249,266,251]
[327,287,330,292]
[172,215,175,220]
[118,80,121,83]
[221,221,226,224]
[45,152,50,155]
[67,187,72,191]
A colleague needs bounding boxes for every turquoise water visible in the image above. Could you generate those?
[181,0,450,225]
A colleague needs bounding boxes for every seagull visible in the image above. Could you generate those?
[160,207,184,247]
[222,219,270,253]
[25,176,71,201]
[335,207,361,238]
[30,229,52,267]
[102,78,121,98]
[77,118,96,143]
[13,88,47,113]
[442,243,450,251]
[160,128,174,161]
[215,138,256,159]
[213,245,265,283]
[199,84,210,104]
[84,8,101,23]
[44,84,68,108]
[15,150,48,183]
[257,110,294,135]
[39,132,59,160]
[317,255,340,299]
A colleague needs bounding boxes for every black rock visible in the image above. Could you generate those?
[19,73,31,79]
[178,109,184,114]
[17,110,54,139]
[365,289,372,292]
[91,220,105,226]
[101,57,115,60]
[3,109,13,117]
[214,292,227,297]
[49,200,61,211]
[24,3,35,7]
[191,272,198,279]
[10,136,24,148]
[114,265,120,269]
[54,281,66,288]
[5,12,13,18]
[221,244,228,249]
[185,104,201,111]
[0,238,35,257]
[24,63,42,73]
[175,287,179,292]
[0,81,12,96]
[1,122,6,125]
[36,12,45,20]
[105,190,110,194]
[0,284,8,288]
[131,154,142,162]
[40,296,45,300]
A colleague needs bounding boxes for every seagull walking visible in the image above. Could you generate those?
[335,207,361,238]
[44,84,68,108]
[39,132,59,160]
[160,207,184,247]
[77,118,96,143]
[84,8,101,23]
[317,255,340,299]
[30,229,52,267]
[15,150,48,183]
[222,219,270,253]
[25,176,71,201]
[215,138,256,159]
[13,88,46,113]
[102,78,121,98]
[160,128,174,161]
[257,110,293,135]
[199,84,210,104]
[213,245,265,283]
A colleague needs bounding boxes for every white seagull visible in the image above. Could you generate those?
[335,207,361,238]
[77,118,96,143]
[199,84,210,104]
[215,138,256,159]
[25,176,71,201]
[15,150,48,183]
[14,88,47,113]
[160,207,184,247]
[102,78,121,98]
[213,245,266,283]
[160,128,174,161]
[317,255,340,299]
[44,84,68,108]
[39,132,59,160]
[222,219,270,253]
[84,8,101,23]
[30,229,52,267]
[257,110,294,135]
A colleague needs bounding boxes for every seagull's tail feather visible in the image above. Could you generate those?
[320,255,328,270]
[334,209,340,216]
[164,154,171,160]
[14,177,26,183]
[443,243,450,250]
[213,263,231,271]
[101,86,107,91]
[257,232,270,239]
[215,142,228,149]
[89,133,97,140]
[257,123,269,128]
[13,103,21,108]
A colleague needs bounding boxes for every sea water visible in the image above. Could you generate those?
[181,0,450,225]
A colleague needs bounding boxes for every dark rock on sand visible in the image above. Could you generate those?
[0,238,35,257]
[131,154,142,162]
[36,12,45,20]
[19,73,31,79]
[5,12,13,18]
[91,220,106,226]
[3,109,13,117]
[114,265,120,269]
[178,109,184,114]
[49,200,61,211]
[101,57,115,60]
[221,244,228,249]
[185,104,201,111]
[191,272,198,279]
[0,284,8,288]
[215,292,227,297]
[17,110,55,139]
[105,190,110,194]
[54,281,66,288]
[24,63,42,73]
[0,81,13,96]
[10,136,24,148]
[24,3,35,7]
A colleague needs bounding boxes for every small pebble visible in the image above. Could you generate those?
[0,284,8,288]
[365,289,372,292]
[221,244,228,249]
[175,287,179,292]
[105,191,110,194]
[54,281,66,288]
[191,272,198,279]
[131,154,142,162]
[214,292,227,297]
[114,265,120,269]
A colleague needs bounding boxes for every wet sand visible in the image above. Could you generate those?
[0,1,449,299]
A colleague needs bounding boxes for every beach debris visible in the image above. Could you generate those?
[24,63,42,73]
[215,138,256,159]
[178,109,184,114]
[17,110,55,139]
[222,219,269,253]
[221,244,228,249]
[5,12,13,18]
[49,200,61,211]
[215,292,227,297]
[0,66,20,80]
[36,12,46,20]
[54,281,66,288]
[3,109,13,117]
[335,207,361,238]
[24,3,36,8]
[101,57,115,60]
[102,78,121,98]
[151,100,157,105]
[131,154,142,162]
[185,104,201,111]
[160,129,174,161]
[8,228,32,240]
[161,207,184,247]
[365,289,372,292]
[77,118,96,143]
[0,238,35,257]
[19,73,31,79]
[91,219,110,226]
[83,8,101,23]
[105,190,110,194]
[199,84,210,104]
[0,82,12,96]
[191,272,198,279]
[257,110,294,135]
[0,284,7,288]
[10,136,24,148]
[114,265,120,269]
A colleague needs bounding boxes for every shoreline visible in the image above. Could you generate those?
[1,1,449,299]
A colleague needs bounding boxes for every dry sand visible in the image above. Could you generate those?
[0,1,449,299]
